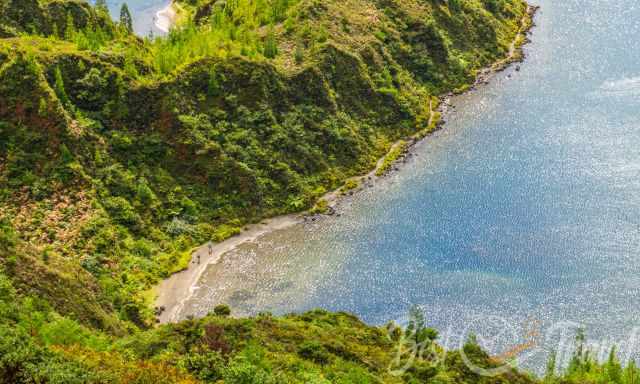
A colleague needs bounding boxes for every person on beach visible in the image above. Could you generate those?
[208,243,212,257]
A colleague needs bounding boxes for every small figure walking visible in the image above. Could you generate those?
[208,242,213,257]
[197,254,201,265]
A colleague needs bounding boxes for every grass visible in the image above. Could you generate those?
[340,178,360,194]
[309,198,329,214]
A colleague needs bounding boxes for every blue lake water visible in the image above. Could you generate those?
[92,0,169,36]
[180,0,640,372]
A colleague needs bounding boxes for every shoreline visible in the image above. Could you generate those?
[155,214,301,323]
[155,1,177,33]
[153,4,539,324]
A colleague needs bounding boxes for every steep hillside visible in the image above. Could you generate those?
[0,265,634,383]
[0,270,540,383]
[4,1,640,384]
[0,0,532,328]
[0,0,114,37]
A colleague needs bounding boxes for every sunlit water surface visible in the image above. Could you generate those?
[179,0,640,372]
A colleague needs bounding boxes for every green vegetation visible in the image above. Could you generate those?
[0,0,579,382]
[2,2,639,384]
[340,178,360,194]
[0,269,539,383]
[0,0,532,329]
[1,261,638,383]
[310,198,330,214]
[542,328,640,384]
[119,4,133,34]
[376,141,408,176]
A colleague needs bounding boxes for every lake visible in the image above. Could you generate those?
[172,0,640,372]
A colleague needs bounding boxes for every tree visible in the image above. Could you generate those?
[263,28,278,59]
[0,218,16,255]
[544,350,557,383]
[95,0,108,13]
[624,361,638,384]
[405,305,438,346]
[53,66,70,106]
[213,304,231,317]
[567,328,586,375]
[64,12,75,40]
[483,0,501,13]
[606,347,623,384]
[120,3,133,34]
[294,44,304,64]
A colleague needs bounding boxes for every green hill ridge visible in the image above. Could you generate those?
[0,0,531,327]
[3,1,631,383]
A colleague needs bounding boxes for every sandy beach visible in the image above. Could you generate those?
[155,1,177,33]
[155,214,302,323]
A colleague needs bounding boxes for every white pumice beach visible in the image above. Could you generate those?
[155,1,177,33]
